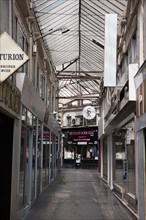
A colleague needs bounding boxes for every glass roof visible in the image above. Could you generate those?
[32,0,127,107]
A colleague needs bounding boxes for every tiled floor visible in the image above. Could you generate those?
[23,168,134,220]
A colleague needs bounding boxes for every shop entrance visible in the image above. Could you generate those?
[63,128,98,169]
[113,121,136,211]
[0,112,14,219]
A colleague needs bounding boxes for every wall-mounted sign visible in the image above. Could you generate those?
[0,32,29,83]
[83,106,96,119]
[0,79,21,114]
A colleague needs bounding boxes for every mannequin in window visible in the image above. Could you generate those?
[86,147,90,158]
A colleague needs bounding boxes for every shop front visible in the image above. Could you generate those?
[112,120,136,212]
[63,127,98,169]
[134,62,146,219]
[17,75,60,219]
[0,79,21,220]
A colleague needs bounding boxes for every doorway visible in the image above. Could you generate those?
[0,112,14,219]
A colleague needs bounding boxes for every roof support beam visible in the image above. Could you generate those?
[57,71,103,73]
[56,96,99,99]
[57,75,101,80]
[79,0,81,73]
[56,58,79,75]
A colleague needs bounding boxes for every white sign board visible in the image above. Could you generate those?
[83,106,96,120]
[104,14,117,87]
[0,32,29,83]
[129,63,138,101]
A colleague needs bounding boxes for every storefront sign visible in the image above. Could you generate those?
[83,106,96,119]
[66,129,98,145]
[0,32,29,83]
[0,80,21,114]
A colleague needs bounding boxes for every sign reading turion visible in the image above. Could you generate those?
[0,32,29,83]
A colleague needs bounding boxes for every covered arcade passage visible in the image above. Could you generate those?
[23,168,134,220]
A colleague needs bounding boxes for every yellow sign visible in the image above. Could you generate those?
[0,32,29,83]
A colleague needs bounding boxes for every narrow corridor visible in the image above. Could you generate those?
[23,169,134,220]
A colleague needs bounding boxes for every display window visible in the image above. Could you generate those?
[36,121,42,196]
[113,120,136,197]
[64,146,75,159]
[42,126,50,188]
[19,106,37,208]
[50,132,56,180]
[103,136,108,180]
[18,106,60,209]
[32,115,37,201]
[63,128,98,168]
[55,136,59,169]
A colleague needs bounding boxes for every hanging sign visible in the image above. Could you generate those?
[0,32,29,83]
[83,106,96,120]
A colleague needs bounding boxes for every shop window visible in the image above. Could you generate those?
[37,121,42,196]
[21,106,27,125]
[113,129,126,185]
[50,132,56,180]
[18,107,27,209]
[19,107,37,208]
[64,146,75,159]
[63,129,98,168]
[103,136,108,180]
[55,136,59,168]
[82,146,98,160]
[27,111,33,127]
[125,122,135,195]
[32,115,37,201]
[42,127,50,188]
[113,120,136,197]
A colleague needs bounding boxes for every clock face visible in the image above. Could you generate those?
[83,106,96,120]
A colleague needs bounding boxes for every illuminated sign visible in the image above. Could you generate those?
[0,32,29,83]
[66,129,98,145]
